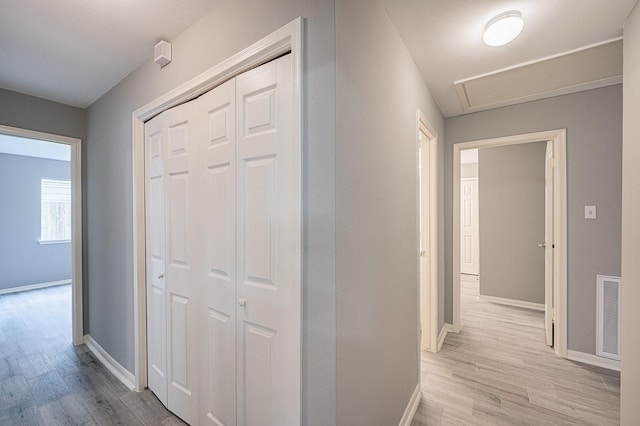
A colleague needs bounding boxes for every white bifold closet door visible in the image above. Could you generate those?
[144,54,300,426]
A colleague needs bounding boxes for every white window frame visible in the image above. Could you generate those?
[40,178,72,244]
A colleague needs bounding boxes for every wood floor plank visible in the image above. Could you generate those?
[0,285,185,425]
[412,276,620,426]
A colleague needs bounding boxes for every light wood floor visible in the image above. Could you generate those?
[0,284,184,425]
[412,274,620,426]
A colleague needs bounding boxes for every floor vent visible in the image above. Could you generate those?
[597,275,621,360]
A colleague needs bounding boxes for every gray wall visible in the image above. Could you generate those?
[621,2,640,424]
[335,1,445,424]
[86,1,336,423]
[0,153,71,290]
[0,88,85,139]
[478,143,546,304]
[0,88,87,327]
[445,85,623,354]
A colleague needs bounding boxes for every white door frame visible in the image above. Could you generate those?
[452,129,568,357]
[417,110,438,353]
[131,18,303,391]
[0,124,84,345]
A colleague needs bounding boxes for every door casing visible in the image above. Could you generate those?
[451,129,568,357]
[417,110,438,353]
[131,18,303,392]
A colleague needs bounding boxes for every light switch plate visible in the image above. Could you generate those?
[585,205,597,219]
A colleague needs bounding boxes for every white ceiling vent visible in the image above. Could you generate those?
[454,38,622,114]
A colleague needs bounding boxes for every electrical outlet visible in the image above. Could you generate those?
[585,205,597,219]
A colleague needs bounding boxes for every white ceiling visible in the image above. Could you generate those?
[0,1,637,114]
[0,0,216,108]
[382,0,638,117]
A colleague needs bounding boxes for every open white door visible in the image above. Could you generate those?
[460,178,479,275]
[544,141,555,347]
[419,132,431,352]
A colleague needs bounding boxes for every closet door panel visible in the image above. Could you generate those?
[145,114,167,405]
[197,79,237,426]
[164,102,198,425]
[236,54,300,426]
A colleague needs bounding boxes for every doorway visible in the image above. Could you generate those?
[417,110,438,353]
[0,125,83,345]
[452,129,567,356]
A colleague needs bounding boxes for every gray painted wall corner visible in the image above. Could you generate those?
[335,0,444,424]
[0,153,72,290]
[478,142,546,304]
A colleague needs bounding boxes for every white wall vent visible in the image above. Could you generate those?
[596,275,621,360]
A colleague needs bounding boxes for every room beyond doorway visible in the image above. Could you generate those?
[0,125,83,345]
[452,129,568,357]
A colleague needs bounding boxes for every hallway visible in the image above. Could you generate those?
[0,285,184,425]
[412,275,620,425]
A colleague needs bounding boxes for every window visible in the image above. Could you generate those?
[41,178,71,242]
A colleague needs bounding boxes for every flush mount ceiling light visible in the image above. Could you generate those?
[483,11,524,47]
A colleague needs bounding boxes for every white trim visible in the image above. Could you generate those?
[437,323,454,351]
[38,239,71,245]
[84,334,136,390]
[0,125,83,346]
[453,129,567,357]
[132,18,303,392]
[416,110,439,354]
[454,38,623,114]
[0,279,71,295]
[566,350,621,372]
[478,295,545,311]
[398,383,421,426]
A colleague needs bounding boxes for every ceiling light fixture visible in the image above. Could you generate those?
[483,11,524,47]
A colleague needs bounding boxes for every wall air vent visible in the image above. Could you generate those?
[454,38,622,114]
[597,275,621,360]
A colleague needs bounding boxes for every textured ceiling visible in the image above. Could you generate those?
[0,0,216,108]
[382,0,637,117]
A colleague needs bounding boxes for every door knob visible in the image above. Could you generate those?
[420,250,427,257]
[537,243,546,248]
[158,274,165,279]
[238,298,247,307]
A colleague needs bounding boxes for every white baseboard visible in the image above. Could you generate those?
[478,294,545,311]
[84,334,136,390]
[399,383,421,426]
[566,350,621,372]
[437,323,454,351]
[0,279,71,295]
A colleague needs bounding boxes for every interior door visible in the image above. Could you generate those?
[236,54,301,425]
[196,79,238,425]
[460,178,479,275]
[145,113,168,406]
[419,132,431,352]
[163,101,198,424]
[544,141,555,346]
